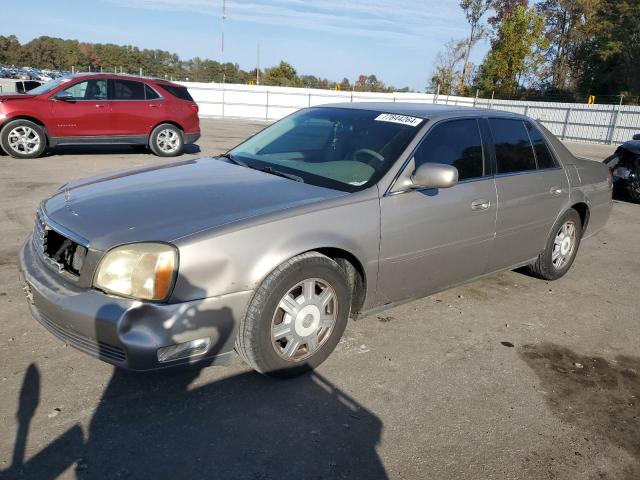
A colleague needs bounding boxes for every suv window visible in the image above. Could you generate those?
[413,119,484,180]
[112,79,145,100]
[526,122,557,169]
[162,84,194,101]
[61,79,107,100]
[145,84,160,100]
[490,119,537,174]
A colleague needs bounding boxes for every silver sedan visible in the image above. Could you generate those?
[19,103,613,377]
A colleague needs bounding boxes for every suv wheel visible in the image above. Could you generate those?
[1,120,47,159]
[149,123,184,157]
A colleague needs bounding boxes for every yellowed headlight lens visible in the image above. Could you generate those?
[94,243,177,301]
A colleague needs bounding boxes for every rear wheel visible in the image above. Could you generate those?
[236,252,351,378]
[149,123,184,157]
[0,120,47,159]
[525,209,583,280]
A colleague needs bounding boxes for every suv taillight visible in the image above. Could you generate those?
[190,103,199,113]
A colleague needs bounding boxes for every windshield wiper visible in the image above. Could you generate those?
[218,152,248,167]
[218,153,304,183]
[258,166,304,183]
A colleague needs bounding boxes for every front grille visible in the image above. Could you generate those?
[36,310,127,363]
[33,210,87,277]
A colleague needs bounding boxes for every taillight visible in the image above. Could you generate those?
[190,103,199,113]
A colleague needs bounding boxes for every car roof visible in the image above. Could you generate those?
[316,102,528,121]
[62,72,182,87]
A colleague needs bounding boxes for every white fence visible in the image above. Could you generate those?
[180,81,640,145]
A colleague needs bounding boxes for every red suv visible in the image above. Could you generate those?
[0,73,200,158]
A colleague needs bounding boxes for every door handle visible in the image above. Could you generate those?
[550,186,562,196]
[95,104,106,108]
[471,199,491,211]
[148,104,160,107]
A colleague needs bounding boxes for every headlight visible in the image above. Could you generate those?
[94,243,178,301]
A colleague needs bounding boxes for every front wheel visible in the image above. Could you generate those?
[149,123,184,157]
[236,252,351,378]
[0,120,47,159]
[525,208,583,281]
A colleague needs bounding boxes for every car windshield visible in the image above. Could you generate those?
[228,107,424,192]
[27,77,70,95]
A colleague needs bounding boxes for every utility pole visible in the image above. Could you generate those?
[256,42,260,85]
[221,0,226,84]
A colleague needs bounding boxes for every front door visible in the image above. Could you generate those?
[49,78,111,137]
[378,118,497,304]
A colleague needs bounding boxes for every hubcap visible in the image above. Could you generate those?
[156,129,180,153]
[271,278,337,362]
[552,221,576,269]
[7,126,40,155]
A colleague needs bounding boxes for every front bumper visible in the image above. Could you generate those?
[19,237,252,371]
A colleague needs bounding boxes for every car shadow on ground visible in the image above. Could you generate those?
[520,343,640,479]
[3,300,387,479]
[42,143,202,157]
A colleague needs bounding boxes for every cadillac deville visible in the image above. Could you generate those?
[19,104,613,377]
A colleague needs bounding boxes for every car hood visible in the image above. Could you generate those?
[0,93,33,101]
[43,158,346,251]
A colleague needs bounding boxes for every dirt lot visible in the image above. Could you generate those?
[1,118,638,480]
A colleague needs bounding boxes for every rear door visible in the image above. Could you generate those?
[378,118,497,304]
[108,79,165,136]
[49,78,112,137]
[486,118,569,271]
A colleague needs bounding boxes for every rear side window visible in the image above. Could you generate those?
[144,84,160,100]
[112,79,145,100]
[162,84,194,101]
[526,123,557,169]
[413,119,484,180]
[490,119,537,174]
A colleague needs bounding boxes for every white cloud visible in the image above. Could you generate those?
[106,0,466,42]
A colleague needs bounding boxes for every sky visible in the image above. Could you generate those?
[4,0,491,91]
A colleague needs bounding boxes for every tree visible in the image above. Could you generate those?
[488,0,529,26]
[576,0,640,97]
[429,39,466,95]
[538,0,600,91]
[459,0,492,95]
[475,5,548,96]
[261,61,303,87]
[0,35,23,65]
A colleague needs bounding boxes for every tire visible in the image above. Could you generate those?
[0,119,47,159]
[236,252,351,378]
[525,209,583,281]
[149,123,184,157]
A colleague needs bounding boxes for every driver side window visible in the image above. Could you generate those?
[414,119,485,181]
[61,79,107,100]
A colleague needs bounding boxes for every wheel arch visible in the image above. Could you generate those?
[150,120,185,139]
[570,202,590,231]
[1,115,50,144]
[313,247,367,317]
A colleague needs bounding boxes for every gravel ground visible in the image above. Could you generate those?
[0,118,637,480]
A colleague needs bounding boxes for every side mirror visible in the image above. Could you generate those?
[410,163,459,189]
[633,133,640,141]
[53,90,75,102]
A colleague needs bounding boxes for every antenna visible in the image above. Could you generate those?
[221,0,226,83]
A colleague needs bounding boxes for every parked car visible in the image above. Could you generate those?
[18,104,612,377]
[15,80,42,93]
[0,73,200,158]
[604,133,640,202]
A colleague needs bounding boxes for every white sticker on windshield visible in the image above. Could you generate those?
[374,113,423,127]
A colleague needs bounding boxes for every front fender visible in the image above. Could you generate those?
[171,192,381,309]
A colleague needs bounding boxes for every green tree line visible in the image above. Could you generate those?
[0,35,409,93]
[431,0,640,104]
